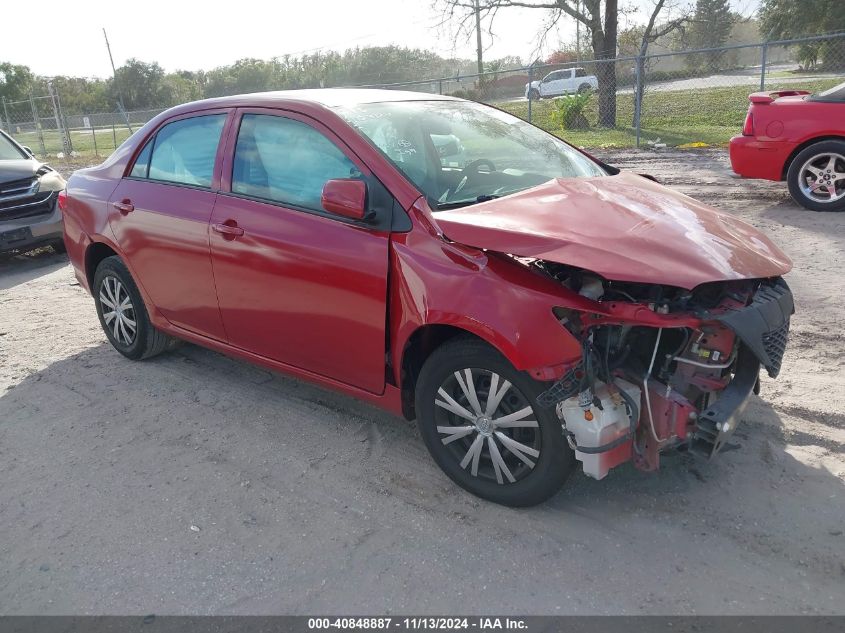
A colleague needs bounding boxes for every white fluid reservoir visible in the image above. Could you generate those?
[558,379,641,479]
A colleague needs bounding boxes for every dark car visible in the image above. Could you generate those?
[0,128,67,254]
[62,90,793,506]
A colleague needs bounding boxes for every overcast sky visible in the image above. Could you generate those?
[2,0,760,78]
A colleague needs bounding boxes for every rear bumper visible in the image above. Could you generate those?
[0,200,63,253]
[729,135,795,181]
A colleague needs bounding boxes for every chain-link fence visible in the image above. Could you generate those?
[2,32,842,158]
[359,31,845,149]
[0,91,163,160]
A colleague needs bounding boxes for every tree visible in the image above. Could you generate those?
[39,76,111,113]
[204,58,284,97]
[438,0,620,126]
[685,0,734,70]
[545,45,580,64]
[437,0,684,127]
[760,0,844,38]
[114,59,166,109]
[0,62,34,102]
[627,0,690,126]
[162,73,203,106]
[635,0,690,58]
[760,0,845,70]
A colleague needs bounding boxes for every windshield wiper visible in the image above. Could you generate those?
[436,194,500,210]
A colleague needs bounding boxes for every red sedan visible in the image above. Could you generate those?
[730,81,845,211]
[62,90,793,506]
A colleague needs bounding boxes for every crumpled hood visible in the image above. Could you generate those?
[0,159,41,183]
[433,172,792,290]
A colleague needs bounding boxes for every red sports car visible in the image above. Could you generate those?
[730,80,845,212]
[62,90,793,506]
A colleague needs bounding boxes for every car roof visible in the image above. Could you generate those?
[809,80,845,103]
[176,88,460,112]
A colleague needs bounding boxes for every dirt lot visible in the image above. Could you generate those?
[0,149,843,615]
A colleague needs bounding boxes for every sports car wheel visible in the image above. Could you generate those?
[415,338,574,506]
[787,140,845,212]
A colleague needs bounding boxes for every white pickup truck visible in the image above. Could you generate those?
[525,67,598,100]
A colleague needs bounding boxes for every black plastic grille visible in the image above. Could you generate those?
[762,319,789,378]
[0,191,55,221]
[0,176,37,196]
[716,278,794,379]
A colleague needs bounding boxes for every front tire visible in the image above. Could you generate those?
[528,89,540,101]
[415,338,574,507]
[786,140,845,212]
[577,83,593,94]
[93,256,178,360]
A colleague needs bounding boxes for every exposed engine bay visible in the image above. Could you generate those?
[526,259,794,479]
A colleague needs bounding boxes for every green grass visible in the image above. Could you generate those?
[7,77,842,156]
[499,77,842,148]
[10,126,136,159]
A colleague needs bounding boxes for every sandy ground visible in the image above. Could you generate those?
[0,149,843,615]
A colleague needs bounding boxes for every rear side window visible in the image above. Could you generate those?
[129,140,153,178]
[231,114,358,212]
[140,115,225,188]
[575,68,587,78]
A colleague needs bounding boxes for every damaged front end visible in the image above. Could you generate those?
[531,262,794,479]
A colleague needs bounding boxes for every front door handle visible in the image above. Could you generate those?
[113,199,134,214]
[212,222,245,237]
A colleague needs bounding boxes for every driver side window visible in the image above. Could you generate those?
[231,114,359,213]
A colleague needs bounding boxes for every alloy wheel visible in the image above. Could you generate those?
[799,152,845,204]
[434,368,541,485]
[99,275,137,346]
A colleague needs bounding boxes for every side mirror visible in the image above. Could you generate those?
[321,179,368,221]
[22,146,35,157]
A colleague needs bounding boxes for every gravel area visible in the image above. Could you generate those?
[0,149,843,615]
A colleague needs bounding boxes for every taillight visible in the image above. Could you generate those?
[57,189,67,212]
[742,111,754,136]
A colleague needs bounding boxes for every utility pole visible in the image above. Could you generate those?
[475,0,484,75]
[576,0,581,61]
[103,28,132,132]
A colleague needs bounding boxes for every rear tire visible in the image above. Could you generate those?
[786,140,845,212]
[93,256,179,360]
[415,337,574,507]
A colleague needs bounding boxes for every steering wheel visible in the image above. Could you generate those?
[452,159,497,197]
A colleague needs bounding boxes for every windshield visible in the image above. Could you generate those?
[810,81,845,102]
[337,100,605,208]
[0,132,28,160]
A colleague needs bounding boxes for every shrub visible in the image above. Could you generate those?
[551,92,592,130]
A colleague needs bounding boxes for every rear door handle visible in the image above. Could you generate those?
[113,199,134,214]
[212,222,245,237]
